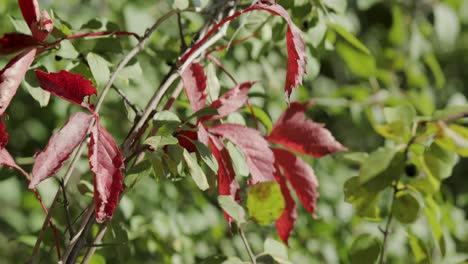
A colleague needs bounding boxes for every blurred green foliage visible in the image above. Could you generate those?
[1,0,468,263]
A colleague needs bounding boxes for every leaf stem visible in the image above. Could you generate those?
[379,184,397,264]
[239,226,256,264]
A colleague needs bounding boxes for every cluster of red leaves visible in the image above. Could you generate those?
[27,70,124,224]
[179,60,346,243]
[0,0,123,224]
[181,0,306,98]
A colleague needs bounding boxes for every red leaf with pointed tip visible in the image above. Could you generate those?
[274,164,297,245]
[204,82,255,121]
[0,148,30,180]
[18,0,40,29]
[181,63,207,112]
[29,112,93,188]
[35,70,98,108]
[89,121,124,223]
[0,33,41,55]
[30,10,53,41]
[0,119,8,148]
[208,135,239,224]
[267,102,346,158]
[0,48,36,116]
[252,2,306,97]
[209,124,275,184]
[181,2,306,98]
[273,148,318,215]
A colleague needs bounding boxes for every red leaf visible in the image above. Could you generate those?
[35,70,98,108]
[29,112,93,188]
[208,135,239,224]
[181,63,207,112]
[251,2,306,97]
[181,2,306,98]
[204,82,255,121]
[0,148,30,180]
[18,0,40,29]
[18,0,53,41]
[0,119,8,148]
[273,148,318,215]
[267,102,346,158]
[0,48,36,116]
[30,10,53,41]
[274,164,297,245]
[89,121,124,223]
[0,33,41,55]
[176,129,198,153]
[209,124,275,183]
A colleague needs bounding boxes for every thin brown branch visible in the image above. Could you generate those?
[379,185,397,264]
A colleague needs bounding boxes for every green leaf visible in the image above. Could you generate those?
[183,149,209,190]
[336,43,377,77]
[424,53,445,89]
[242,106,273,134]
[408,234,432,264]
[144,135,179,150]
[359,146,399,184]
[218,195,246,225]
[150,152,167,181]
[193,141,218,173]
[423,143,457,180]
[206,63,220,102]
[344,177,380,220]
[323,0,347,13]
[226,142,249,177]
[348,234,381,264]
[389,6,406,45]
[86,52,110,87]
[264,238,290,262]
[8,16,30,34]
[57,40,79,59]
[247,182,285,225]
[392,191,420,224]
[173,0,189,9]
[423,197,445,255]
[328,23,370,55]
[341,152,369,165]
[124,160,153,189]
[187,107,219,121]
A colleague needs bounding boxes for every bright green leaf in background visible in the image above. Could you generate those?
[247,182,285,225]
[348,234,381,264]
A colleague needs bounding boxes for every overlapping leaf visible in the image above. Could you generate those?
[0,33,41,55]
[209,135,239,224]
[273,148,319,216]
[181,2,306,98]
[181,62,207,112]
[204,82,255,121]
[88,121,124,223]
[0,120,8,148]
[29,112,93,188]
[209,124,275,183]
[0,48,36,116]
[274,165,297,244]
[0,119,29,180]
[267,102,346,157]
[18,0,53,41]
[35,70,98,108]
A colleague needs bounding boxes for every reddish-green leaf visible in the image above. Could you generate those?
[18,0,53,41]
[209,124,275,183]
[205,82,255,121]
[267,102,346,158]
[181,62,207,112]
[0,48,36,116]
[29,112,93,188]
[89,121,124,223]
[0,119,8,148]
[274,164,297,244]
[273,148,319,215]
